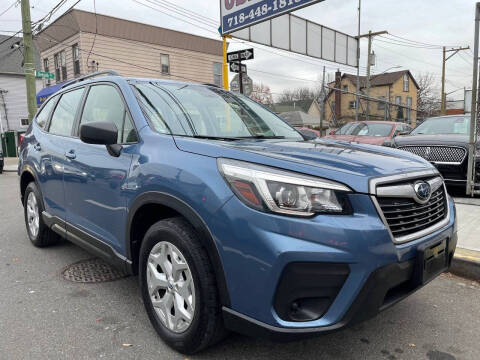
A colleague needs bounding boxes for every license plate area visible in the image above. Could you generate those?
[416,238,448,285]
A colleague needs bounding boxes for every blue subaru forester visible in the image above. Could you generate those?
[19,71,457,354]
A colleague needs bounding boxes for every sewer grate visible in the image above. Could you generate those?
[62,258,127,283]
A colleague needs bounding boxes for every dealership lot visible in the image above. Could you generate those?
[0,171,479,360]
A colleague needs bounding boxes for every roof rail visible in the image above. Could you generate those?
[61,70,121,89]
[202,83,221,88]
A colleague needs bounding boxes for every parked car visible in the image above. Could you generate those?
[0,147,3,173]
[390,115,479,189]
[19,72,457,354]
[294,127,321,139]
[327,121,412,145]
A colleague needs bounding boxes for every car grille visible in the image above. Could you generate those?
[398,146,466,164]
[376,186,447,239]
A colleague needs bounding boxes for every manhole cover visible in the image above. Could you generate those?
[62,258,127,283]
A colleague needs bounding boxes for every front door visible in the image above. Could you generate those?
[63,84,138,253]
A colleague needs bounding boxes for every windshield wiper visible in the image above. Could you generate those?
[238,135,286,139]
[191,135,244,141]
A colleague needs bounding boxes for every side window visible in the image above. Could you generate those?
[80,85,137,144]
[35,97,57,129]
[48,88,84,136]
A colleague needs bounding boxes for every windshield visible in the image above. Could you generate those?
[133,82,303,140]
[335,122,358,135]
[353,123,393,137]
[411,116,470,135]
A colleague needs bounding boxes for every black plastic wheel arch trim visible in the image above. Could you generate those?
[125,191,231,307]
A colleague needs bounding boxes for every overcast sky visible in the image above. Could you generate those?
[1,0,477,99]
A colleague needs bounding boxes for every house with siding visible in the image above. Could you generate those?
[35,9,224,92]
[0,34,43,134]
[324,70,419,127]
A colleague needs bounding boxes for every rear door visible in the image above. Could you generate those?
[62,83,137,253]
[39,87,85,221]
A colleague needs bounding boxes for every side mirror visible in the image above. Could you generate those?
[80,121,122,157]
[298,130,317,141]
[329,130,335,135]
[399,131,411,136]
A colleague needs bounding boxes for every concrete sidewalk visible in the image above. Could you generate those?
[450,199,480,281]
[2,157,18,172]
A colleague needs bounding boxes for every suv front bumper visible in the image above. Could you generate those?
[212,192,457,339]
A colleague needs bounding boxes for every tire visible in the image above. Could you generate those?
[23,182,60,247]
[139,217,226,354]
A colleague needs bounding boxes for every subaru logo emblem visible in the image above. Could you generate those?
[414,181,431,203]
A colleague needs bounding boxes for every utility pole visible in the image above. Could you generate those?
[467,2,480,196]
[441,45,470,115]
[357,30,388,121]
[21,0,37,123]
[320,66,325,136]
[355,0,361,122]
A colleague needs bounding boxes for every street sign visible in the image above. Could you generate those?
[35,70,54,79]
[229,62,247,73]
[220,0,325,35]
[230,73,253,96]
[227,48,254,63]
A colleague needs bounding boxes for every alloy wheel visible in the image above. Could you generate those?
[147,241,195,333]
[26,192,39,238]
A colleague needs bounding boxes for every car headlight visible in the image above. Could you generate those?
[218,158,352,216]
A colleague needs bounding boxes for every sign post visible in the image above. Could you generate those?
[220,0,325,35]
[227,48,254,95]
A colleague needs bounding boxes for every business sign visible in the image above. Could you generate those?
[229,62,247,73]
[227,48,254,62]
[220,0,325,34]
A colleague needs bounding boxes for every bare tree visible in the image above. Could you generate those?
[416,73,440,120]
[249,83,273,105]
[278,87,322,103]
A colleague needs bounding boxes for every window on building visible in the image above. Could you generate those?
[406,96,412,121]
[48,88,84,136]
[72,44,80,76]
[213,62,222,87]
[43,58,51,86]
[54,51,67,81]
[349,101,356,109]
[403,73,409,92]
[80,85,138,143]
[161,54,170,74]
[343,85,348,92]
[20,118,29,126]
[60,51,67,80]
[54,53,60,81]
[378,96,386,110]
[395,96,403,120]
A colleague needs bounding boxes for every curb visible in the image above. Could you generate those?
[2,167,18,173]
[450,248,480,282]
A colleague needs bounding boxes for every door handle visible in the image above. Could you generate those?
[33,143,41,151]
[65,150,76,160]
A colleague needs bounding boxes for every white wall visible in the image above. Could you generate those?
[0,74,43,133]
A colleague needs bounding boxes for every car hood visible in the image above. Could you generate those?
[394,134,470,148]
[174,137,434,194]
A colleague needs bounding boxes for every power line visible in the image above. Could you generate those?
[376,36,442,50]
[86,0,96,66]
[0,0,19,18]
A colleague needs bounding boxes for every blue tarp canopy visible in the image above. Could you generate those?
[36,81,69,106]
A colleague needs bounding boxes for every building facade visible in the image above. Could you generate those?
[36,9,224,88]
[325,70,419,127]
[0,35,43,135]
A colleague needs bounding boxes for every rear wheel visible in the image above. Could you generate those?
[23,182,60,247]
[139,217,226,354]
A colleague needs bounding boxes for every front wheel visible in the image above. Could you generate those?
[139,217,226,354]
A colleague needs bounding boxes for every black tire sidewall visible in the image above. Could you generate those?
[23,182,45,245]
[139,219,216,354]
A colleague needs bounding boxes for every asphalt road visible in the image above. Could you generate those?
[1,171,479,360]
